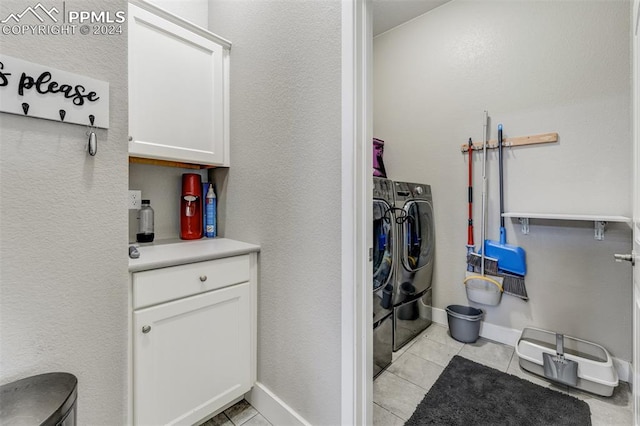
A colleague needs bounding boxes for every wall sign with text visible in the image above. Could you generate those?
[0,54,109,128]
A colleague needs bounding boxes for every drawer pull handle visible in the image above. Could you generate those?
[199,275,207,282]
[142,325,151,334]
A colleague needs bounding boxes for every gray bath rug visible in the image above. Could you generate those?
[405,355,591,425]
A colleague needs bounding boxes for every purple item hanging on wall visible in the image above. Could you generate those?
[373,138,387,178]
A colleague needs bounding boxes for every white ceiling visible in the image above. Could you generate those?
[372,0,450,36]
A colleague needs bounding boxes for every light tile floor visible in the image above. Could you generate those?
[374,324,634,426]
[200,325,632,426]
[200,399,272,426]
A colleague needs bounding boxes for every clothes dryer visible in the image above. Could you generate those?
[392,181,435,351]
[372,177,395,377]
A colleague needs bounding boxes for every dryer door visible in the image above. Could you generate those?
[373,200,394,291]
[402,199,435,272]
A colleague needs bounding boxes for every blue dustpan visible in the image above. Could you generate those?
[484,228,527,276]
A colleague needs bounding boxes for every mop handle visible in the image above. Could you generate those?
[481,111,488,275]
[498,124,505,230]
[467,138,474,247]
[482,112,488,178]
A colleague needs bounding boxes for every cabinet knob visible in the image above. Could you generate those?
[142,325,151,334]
[128,136,133,141]
[199,275,207,282]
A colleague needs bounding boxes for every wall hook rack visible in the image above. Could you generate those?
[460,132,558,153]
[0,54,110,129]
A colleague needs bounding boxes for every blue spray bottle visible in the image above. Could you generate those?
[205,184,216,238]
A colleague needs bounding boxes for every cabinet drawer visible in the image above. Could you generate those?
[133,255,250,309]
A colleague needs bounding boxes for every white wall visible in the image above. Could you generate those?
[374,0,633,360]
[209,1,343,424]
[0,0,129,423]
[147,0,209,28]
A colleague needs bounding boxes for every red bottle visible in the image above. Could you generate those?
[180,173,203,240]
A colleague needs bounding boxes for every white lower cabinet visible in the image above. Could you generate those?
[131,254,256,426]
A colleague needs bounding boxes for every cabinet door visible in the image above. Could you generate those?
[133,283,250,426]
[128,3,229,166]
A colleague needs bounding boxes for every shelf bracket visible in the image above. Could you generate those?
[519,218,530,235]
[594,221,606,241]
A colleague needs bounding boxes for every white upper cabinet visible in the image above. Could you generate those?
[128,1,231,166]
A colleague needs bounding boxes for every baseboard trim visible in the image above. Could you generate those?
[246,382,311,426]
[613,358,633,385]
[432,307,632,383]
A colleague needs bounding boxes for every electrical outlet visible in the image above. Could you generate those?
[128,190,142,210]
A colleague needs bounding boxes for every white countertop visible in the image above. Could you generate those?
[129,238,260,272]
